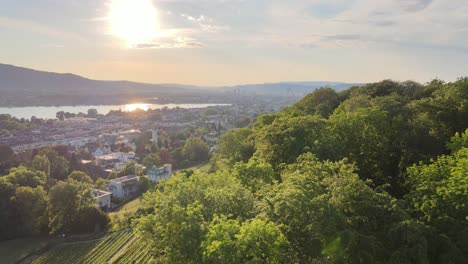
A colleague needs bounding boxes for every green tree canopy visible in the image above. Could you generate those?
[47,179,105,234]
[142,153,162,169]
[31,154,50,178]
[37,148,69,181]
[4,165,46,188]
[182,137,210,163]
[217,128,255,164]
[68,171,93,184]
[289,87,340,118]
[11,186,47,236]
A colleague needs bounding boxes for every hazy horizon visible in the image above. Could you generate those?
[1,0,467,86]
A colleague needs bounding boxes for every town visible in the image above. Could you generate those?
[0,98,288,215]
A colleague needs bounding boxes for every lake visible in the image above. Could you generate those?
[0,103,229,119]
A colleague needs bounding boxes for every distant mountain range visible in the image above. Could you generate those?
[222,82,360,96]
[0,63,362,106]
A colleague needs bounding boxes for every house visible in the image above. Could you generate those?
[96,152,136,170]
[93,148,104,158]
[92,189,112,211]
[147,164,172,183]
[109,175,140,199]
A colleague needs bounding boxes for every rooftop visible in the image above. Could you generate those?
[110,175,139,183]
[92,189,111,197]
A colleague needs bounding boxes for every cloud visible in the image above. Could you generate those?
[397,0,433,12]
[181,14,228,32]
[255,0,468,52]
[131,35,204,49]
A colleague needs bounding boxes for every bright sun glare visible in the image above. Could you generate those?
[109,0,159,47]
[124,104,150,112]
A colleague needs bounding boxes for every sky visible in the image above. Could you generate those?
[1,0,468,86]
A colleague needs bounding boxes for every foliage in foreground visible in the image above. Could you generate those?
[135,79,468,263]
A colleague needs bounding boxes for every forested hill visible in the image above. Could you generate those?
[134,78,468,263]
[0,63,358,106]
[0,63,205,106]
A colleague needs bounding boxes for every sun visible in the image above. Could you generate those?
[108,0,159,47]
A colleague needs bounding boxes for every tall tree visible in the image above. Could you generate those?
[47,179,98,234]
[11,186,47,236]
[37,148,69,181]
[68,171,93,184]
[31,154,50,179]
[182,137,210,163]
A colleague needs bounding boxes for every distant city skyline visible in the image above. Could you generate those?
[1,0,467,86]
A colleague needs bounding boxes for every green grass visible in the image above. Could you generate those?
[109,197,142,220]
[0,237,49,264]
[196,158,228,173]
[108,197,143,231]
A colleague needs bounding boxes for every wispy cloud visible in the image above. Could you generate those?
[181,14,228,32]
[132,35,203,49]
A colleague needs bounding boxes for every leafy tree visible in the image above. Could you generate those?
[202,215,242,263]
[87,108,98,118]
[31,154,50,179]
[56,111,65,121]
[254,115,334,172]
[68,171,93,184]
[289,87,340,118]
[11,186,47,235]
[447,129,468,152]
[112,161,142,178]
[142,153,162,169]
[218,128,255,164]
[135,171,256,263]
[75,148,93,160]
[95,178,108,190]
[158,148,173,164]
[182,137,210,163]
[202,216,288,264]
[405,143,468,258]
[37,148,69,181]
[236,218,289,264]
[234,116,251,128]
[139,176,150,193]
[260,153,437,263]
[138,202,206,264]
[328,107,394,187]
[130,79,468,263]
[47,179,98,234]
[0,144,13,163]
[4,166,45,188]
[253,114,277,130]
[231,160,275,193]
[0,177,16,240]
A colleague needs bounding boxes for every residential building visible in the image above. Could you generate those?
[96,152,136,170]
[109,175,140,199]
[93,148,104,158]
[92,189,112,211]
[147,164,172,183]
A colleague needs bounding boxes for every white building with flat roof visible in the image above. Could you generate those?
[109,175,140,199]
[92,189,112,211]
